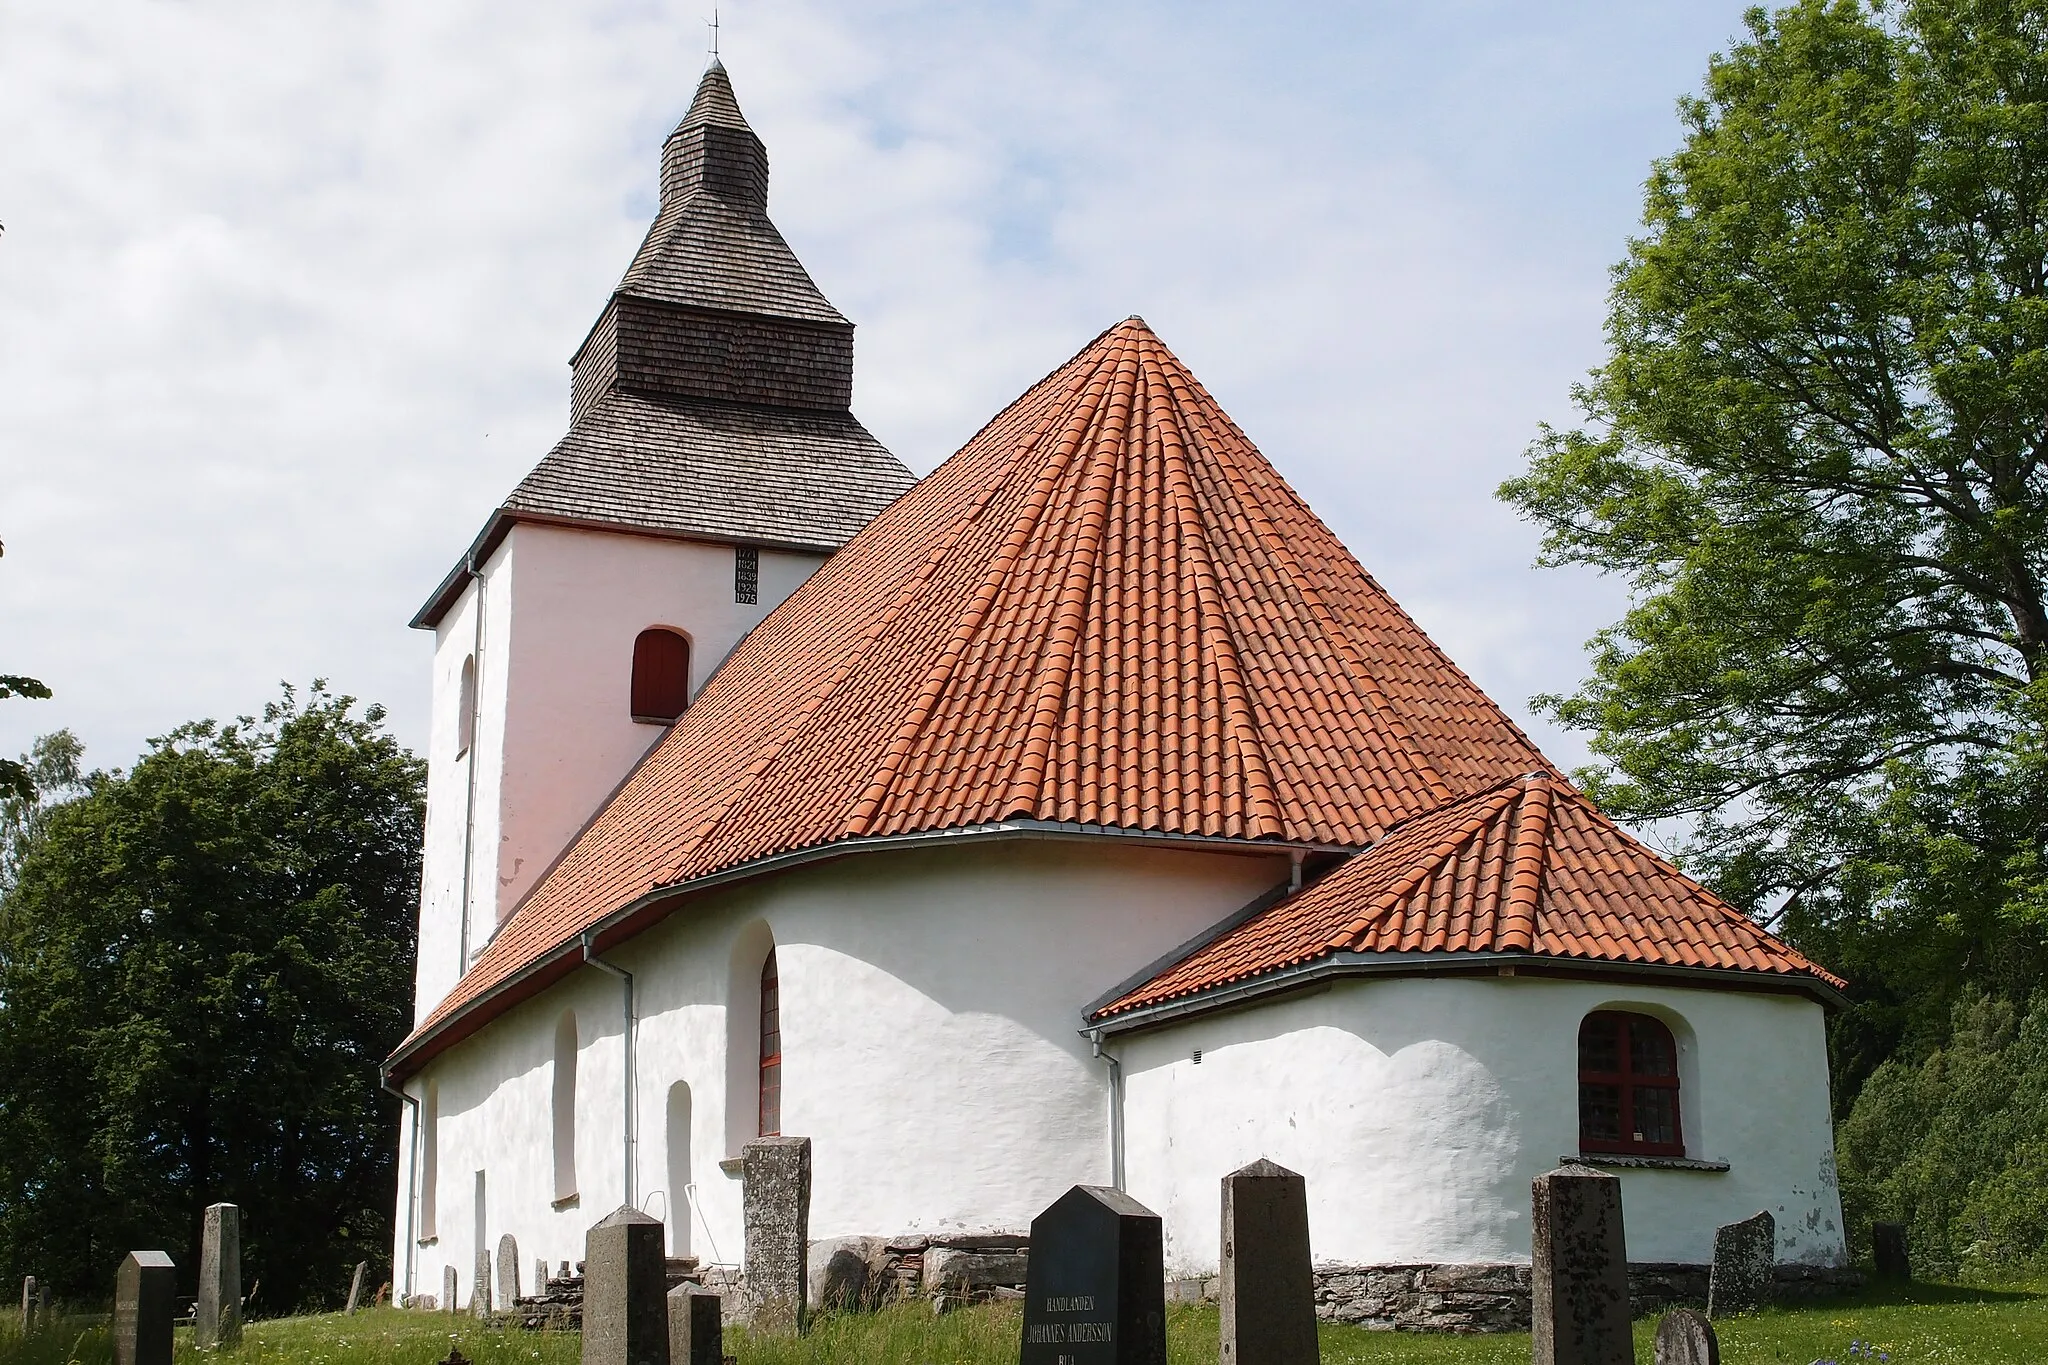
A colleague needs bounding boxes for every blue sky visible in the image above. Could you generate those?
[0,0,1754,778]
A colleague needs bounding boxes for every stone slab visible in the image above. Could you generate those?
[583,1205,670,1365]
[1531,1165,1631,1365]
[924,1247,1029,1294]
[742,1137,811,1334]
[667,1284,722,1365]
[499,1235,521,1309]
[346,1262,368,1315]
[195,1202,243,1349]
[1220,1158,1317,1365]
[1019,1184,1166,1365]
[20,1275,35,1334]
[444,1265,459,1315]
[807,1236,889,1312]
[1654,1307,1719,1365]
[1707,1210,1773,1317]
[114,1251,176,1365]
[473,1251,493,1319]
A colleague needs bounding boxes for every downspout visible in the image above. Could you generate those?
[582,931,637,1208]
[1088,1028,1125,1191]
[457,560,487,973]
[381,1075,421,1304]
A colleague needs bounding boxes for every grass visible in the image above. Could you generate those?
[1,1282,2045,1364]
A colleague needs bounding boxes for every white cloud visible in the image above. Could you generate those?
[0,0,1749,777]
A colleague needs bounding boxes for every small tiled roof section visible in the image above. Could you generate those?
[501,392,906,551]
[401,317,1554,1052]
[1093,772,1845,1017]
[615,59,846,325]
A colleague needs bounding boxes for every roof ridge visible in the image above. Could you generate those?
[1327,783,1522,949]
[1497,774,1555,951]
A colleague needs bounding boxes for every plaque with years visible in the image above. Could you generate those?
[1019,1185,1165,1365]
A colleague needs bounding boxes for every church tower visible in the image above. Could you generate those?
[408,60,914,1023]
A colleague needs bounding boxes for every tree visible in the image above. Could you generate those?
[0,685,424,1310]
[1499,0,2048,1084]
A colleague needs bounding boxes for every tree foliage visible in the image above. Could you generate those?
[0,685,423,1310]
[1500,0,2048,1082]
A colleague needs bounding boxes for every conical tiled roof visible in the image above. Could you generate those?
[400,318,1558,1055]
[1093,772,1843,1019]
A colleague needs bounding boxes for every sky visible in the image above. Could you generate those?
[0,0,1756,779]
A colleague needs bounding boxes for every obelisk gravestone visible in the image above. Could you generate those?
[583,1206,670,1365]
[195,1202,243,1349]
[1706,1210,1773,1317]
[741,1137,811,1334]
[1531,1165,1631,1365]
[667,1284,722,1365]
[1218,1158,1317,1365]
[114,1251,176,1365]
[1019,1185,1167,1365]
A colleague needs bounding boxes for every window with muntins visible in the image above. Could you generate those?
[1578,1011,1683,1156]
[758,950,781,1137]
[630,628,691,723]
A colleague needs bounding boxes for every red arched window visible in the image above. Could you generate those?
[630,628,691,723]
[757,950,781,1137]
[1578,1011,1683,1157]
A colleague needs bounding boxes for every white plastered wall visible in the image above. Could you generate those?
[388,837,1288,1302]
[411,522,824,1025]
[1116,974,1845,1275]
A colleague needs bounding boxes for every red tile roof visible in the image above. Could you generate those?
[1093,772,1844,1019]
[394,318,1561,1067]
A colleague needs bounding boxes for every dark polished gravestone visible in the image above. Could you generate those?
[1218,1159,1316,1365]
[1654,1308,1719,1365]
[1873,1223,1911,1283]
[1706,1210,1774,1318]
[1019,1185,1166,1365]
[114,1251,176,1365]
[1531,1164,1631,1365]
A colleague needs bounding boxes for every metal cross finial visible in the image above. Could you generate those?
[707,9,720,59]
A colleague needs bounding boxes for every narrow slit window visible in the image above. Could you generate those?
[758,950,781,1137]
[456,655,477,756]
[735,546,759,605]
[630,628,690,723]
[1577,1011,1683,1157]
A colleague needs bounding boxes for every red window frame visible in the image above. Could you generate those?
[757,951,781,1138]
[630,628,691,724]
[1577,1010,1684,1157]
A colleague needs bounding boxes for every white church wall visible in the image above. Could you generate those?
[390,836,1289,1295]
[1118,973,1844,1276]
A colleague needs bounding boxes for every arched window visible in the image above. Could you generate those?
[553,1011,578,1202]
[758,950,781,1137]
[419,1081,439,1240]
[456,655,477,756]
[1578,1011,1683,1157]
[666,1082,693,1257]
[630,628,691,724]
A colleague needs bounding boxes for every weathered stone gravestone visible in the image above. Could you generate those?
[195,1202,243,1349]
[742,1136,811,1334]
[498,1235,521,1309]
[345,1262,368,1315]
[1873,1223,1910,1282]
[472,1251,492,1320]
[19,1275,35,1333]
[114,1251,176,1365]
[1654,1308,1718,1365]
[1018,1185,1167,1365]
[667,1283,722,1365]
[1219,1158,1316,1365]
[583,1205,669,1365]
[1707,1210,1773,1318]
[443,1265,459,1315]
[1531,1165,1631,1365]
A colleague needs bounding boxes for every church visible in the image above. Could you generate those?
[382,60,1849,1318]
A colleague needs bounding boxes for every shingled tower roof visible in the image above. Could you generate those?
[392,318,1570,1069]
[414,60,913,627]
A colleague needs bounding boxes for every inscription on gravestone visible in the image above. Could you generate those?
[114,1251,176,1365]
[1706,1210,1773,1318]
[1531,1164,1631,1365]
[1019,1185,1166,1365]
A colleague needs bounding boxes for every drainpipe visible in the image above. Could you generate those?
[1088,1028,1125,1191]
[381,1075,422,1303]
[457,560,487,973]
[582,931,637,1208]
[1289,848,1304,892]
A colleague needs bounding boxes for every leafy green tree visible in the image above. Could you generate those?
[0,685,424,1310]
[1499,0,2048,1086]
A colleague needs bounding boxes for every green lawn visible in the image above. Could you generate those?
[2,1282,2045,1364]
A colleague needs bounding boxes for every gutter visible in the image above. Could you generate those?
[1086,949,1851,1037]
[582,931,638,1209]
[1086,1029,1125,1191]
[380,1076,422,1304]
[385,820,1335,1082]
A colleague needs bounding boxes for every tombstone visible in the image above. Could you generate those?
[113,1251,176,1365]
[498,1235,521,1309]
[195,1202,243,1349]
[582,1206,670,1365]
[1019,1185,1167,1365]
[1531,1165,1631,1365]
[537,1258,549,1295]
[345,1262,368,1315]
[1218,1158,1316,1365]
[472,1251,492,1320]
[1654,1307,1719,1365]
[443,1264,460,1315]
[741,1136,811,1334]
[667,1284,722,1365]
[1873,1222,1910,1282]
[1707,1210,1773,1317]
[19,1275,35,1334]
